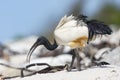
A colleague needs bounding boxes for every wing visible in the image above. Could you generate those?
[86,20,112,43]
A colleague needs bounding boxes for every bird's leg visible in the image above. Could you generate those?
[67,49,76,71]
[26,36,58,62]
[67,49,81,71]
[75,48,81,71]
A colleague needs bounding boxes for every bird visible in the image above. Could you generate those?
[26,14,112,71]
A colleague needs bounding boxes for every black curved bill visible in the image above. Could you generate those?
[26,41,39,62]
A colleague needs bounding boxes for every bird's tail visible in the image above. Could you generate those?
[86,20,112,43]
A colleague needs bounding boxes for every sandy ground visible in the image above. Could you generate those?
[10,65,120,80]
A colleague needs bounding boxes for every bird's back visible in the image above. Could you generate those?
[54,15,112,48]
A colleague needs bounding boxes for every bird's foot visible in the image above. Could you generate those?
[67,66,72,71]
[76,60,81,71]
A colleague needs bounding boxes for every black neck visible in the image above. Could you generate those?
[37,36,58,50]
[26,36,58,62]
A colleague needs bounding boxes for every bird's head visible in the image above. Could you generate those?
[26,37,43,62]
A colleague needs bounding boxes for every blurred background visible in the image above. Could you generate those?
[0,0,120,78]
[0,0,120,43]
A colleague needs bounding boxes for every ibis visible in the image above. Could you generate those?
[26,14,112,71]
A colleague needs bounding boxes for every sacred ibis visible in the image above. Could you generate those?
[26,14,112,71]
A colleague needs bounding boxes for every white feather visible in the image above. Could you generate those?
[54,15,88,47]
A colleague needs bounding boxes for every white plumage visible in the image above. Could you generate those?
[54,15,88,48]
[26,14,112,71]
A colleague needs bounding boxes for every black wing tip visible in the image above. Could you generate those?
[101,24,113,35]
[86,19,113,43]
[87,20,113,35]
[107,28,112,35]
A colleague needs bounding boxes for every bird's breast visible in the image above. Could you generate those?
[54,26,88,48]
[68,36,88,48]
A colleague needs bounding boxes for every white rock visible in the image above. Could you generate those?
[101,47,120,66]
[29,54,72,66]
[5,36,43,54]
[95,47,111,60]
